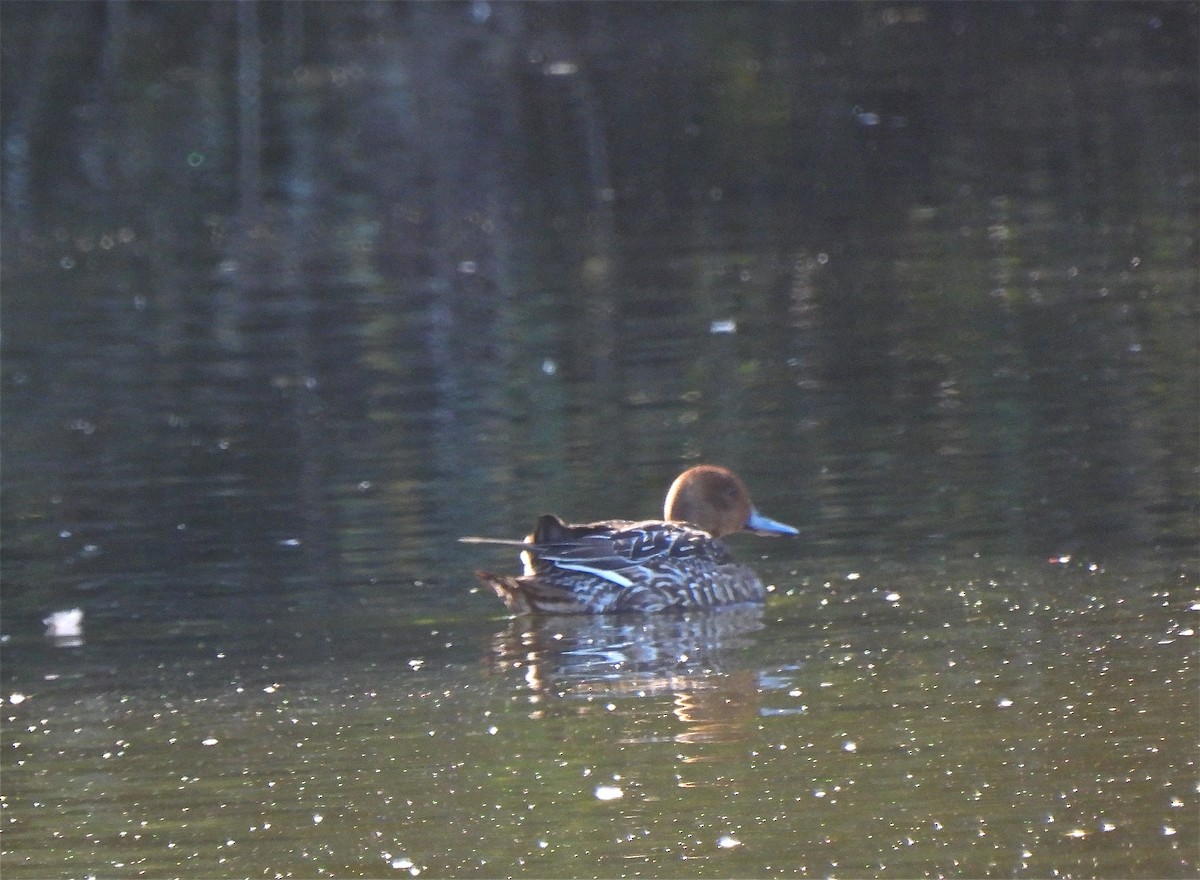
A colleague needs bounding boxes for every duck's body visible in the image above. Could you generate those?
[467,465,797,615]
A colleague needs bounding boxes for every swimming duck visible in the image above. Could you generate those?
[462,465,797,614]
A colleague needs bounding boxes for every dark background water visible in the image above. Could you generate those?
[1,2,1197,877]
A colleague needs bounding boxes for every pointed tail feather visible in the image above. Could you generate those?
[474,570,591,615]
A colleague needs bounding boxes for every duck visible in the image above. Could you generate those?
[461,465,797,614]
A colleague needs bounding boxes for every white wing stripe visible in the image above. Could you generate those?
[554,562,636,588]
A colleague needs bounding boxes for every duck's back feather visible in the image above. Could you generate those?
[476,515,763,614]
[525,515,734,574]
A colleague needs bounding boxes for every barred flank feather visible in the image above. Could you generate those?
[474,562,765,615]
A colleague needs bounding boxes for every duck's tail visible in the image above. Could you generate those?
[474,570,535,615]
[474,570,591,616]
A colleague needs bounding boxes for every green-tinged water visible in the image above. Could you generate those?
[2,3,1197,877]
[3,560,1195,877]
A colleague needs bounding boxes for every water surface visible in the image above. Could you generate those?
[2,3,1197,877]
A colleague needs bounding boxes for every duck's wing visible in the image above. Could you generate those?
[522,515,732,585]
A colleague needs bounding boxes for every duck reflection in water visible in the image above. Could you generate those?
[490,605,767,744]
[462,465,797,614]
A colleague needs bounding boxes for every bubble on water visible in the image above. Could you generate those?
[594,785,623,801]
[717,834,741,849]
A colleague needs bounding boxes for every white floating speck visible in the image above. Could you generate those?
[202,737,219,746]
[1162,825,1176,836]
[998,697,1014,708]
[717,835,741,849]
[846,572,861,581]
[9,693,27,705]
[709,319,737,334]
[885,592,900,602]
[842,740,857,753]
[312,813,323,824]
[594,785,623,801]
[43,608,84,638]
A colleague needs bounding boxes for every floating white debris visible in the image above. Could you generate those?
[709,319,737,334]
[842,740,858,753]
[717,835,741,849]
[202,737,219,746]
[998,698,1014,708]
[9,693,27,705]
[885,592,900,602]
[541,358,557,376]
[594,785,623,801]
[846,572,861,581]
[312,813,323,824]
[44,608,83,638]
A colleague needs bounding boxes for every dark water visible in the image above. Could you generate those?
[2,3,1197,877]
